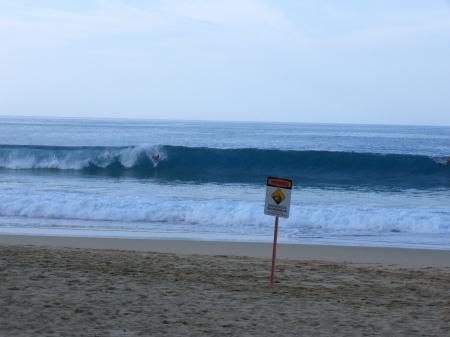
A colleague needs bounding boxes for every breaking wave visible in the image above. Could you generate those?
[1,145,449,189]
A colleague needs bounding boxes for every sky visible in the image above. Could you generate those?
[1,0,449,125]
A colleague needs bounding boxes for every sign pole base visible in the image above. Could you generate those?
[270,216,279,284]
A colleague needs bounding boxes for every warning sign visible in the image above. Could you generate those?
[271,189,285,204]
[264,177,292,218]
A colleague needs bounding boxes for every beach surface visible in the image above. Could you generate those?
[1,235,449,336]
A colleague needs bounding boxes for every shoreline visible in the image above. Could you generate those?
[1,234,450,269]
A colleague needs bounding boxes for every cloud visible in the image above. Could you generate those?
[316,4,450,48]
[5,0,446,58]
[161,0,289,31]
[1,1,164,50]
[0,0,290,52]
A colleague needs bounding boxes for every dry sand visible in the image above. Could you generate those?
[1,236,450,336]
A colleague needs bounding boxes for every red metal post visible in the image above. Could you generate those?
[270,216,279,284]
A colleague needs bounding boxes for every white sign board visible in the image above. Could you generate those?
[264,177,292,218]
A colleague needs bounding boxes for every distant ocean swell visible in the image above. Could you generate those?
[1,189,449,236]
[0,145,448,188]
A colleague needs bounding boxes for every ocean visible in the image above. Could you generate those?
[1,117,449,249]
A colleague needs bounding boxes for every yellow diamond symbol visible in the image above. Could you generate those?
[271,189,285,205]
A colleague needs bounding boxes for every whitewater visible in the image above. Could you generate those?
[0,117,449,249]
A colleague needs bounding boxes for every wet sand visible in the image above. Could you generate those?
[1,235,449,336]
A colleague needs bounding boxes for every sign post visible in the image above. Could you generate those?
[270,216,279,284]
[264,177,292,284]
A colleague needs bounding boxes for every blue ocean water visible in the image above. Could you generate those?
[1,117,449,249]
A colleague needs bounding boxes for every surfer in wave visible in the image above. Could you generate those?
[144,148,160,165]
[446,157,450,165]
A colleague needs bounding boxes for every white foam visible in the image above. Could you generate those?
[1,188,449,237]
[0,145,163,170]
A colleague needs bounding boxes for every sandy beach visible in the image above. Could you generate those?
[1,235,450,336]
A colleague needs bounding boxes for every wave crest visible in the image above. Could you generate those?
[0,145,448,188]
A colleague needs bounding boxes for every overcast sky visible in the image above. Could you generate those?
[1,0,449,125]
